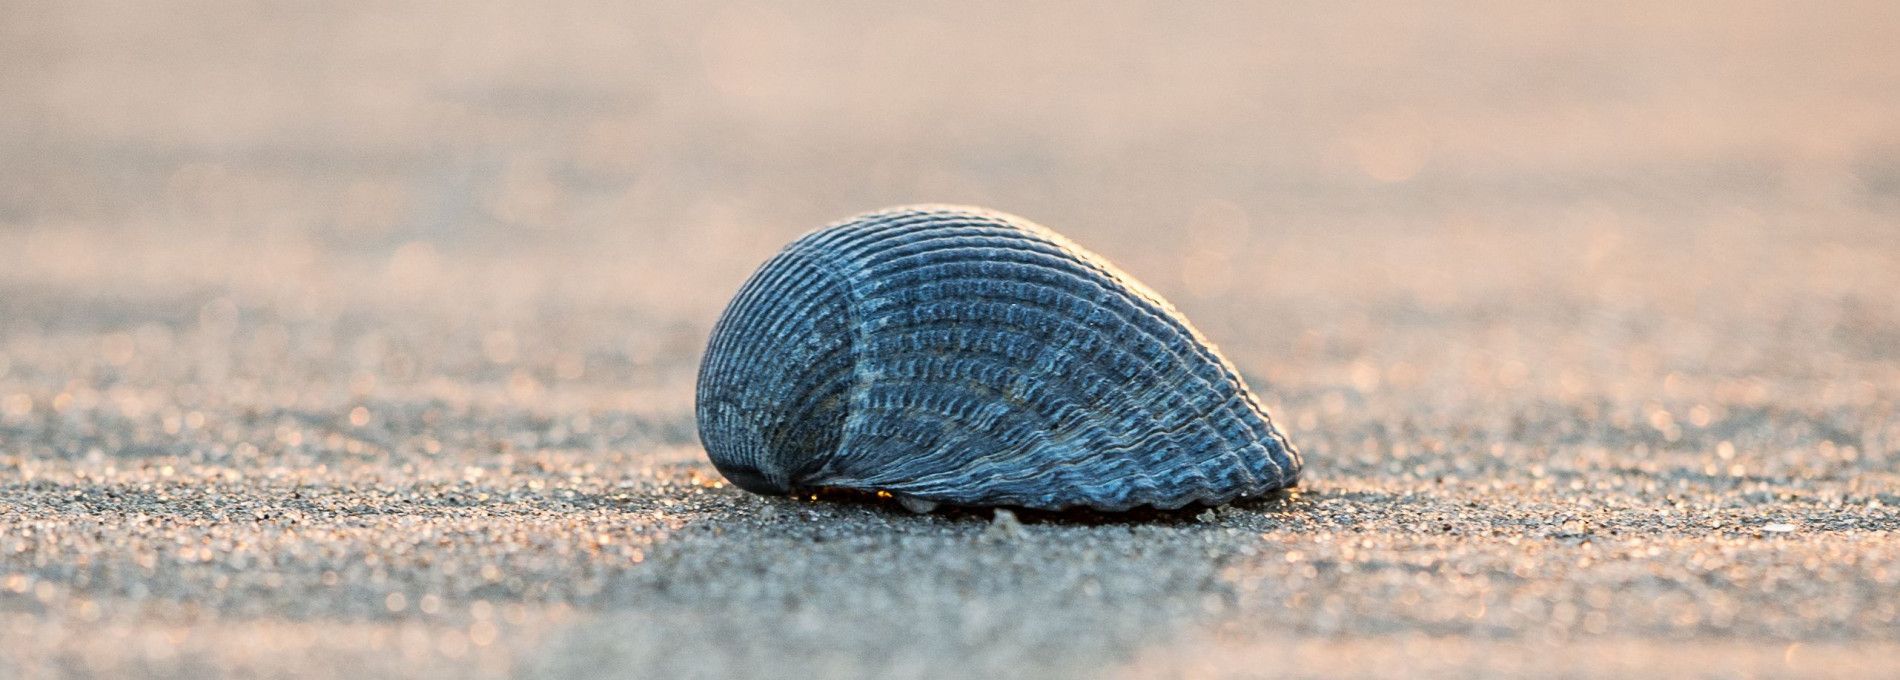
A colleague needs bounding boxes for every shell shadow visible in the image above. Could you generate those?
[798,486,1309,526]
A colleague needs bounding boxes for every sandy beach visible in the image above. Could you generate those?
[2,2,1897,677]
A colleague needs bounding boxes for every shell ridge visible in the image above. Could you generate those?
[700,243,847,404]
[800,239,874,488]
[819,211,982,263]
[824,367,1069,491]
[850,305,1215,477]
[698,241,863,490]
[856,246,1241,397]
[854,231,1080,275]
[841,212,1289,504]
[949,221,1288,463]
[816,398,1009,493]
[850,298,1181,451]
[698,205,1302,510]
[829,344,1063,485]
[850,249,1277,487]
[840,334,1238,508]
[826,210,1044,271]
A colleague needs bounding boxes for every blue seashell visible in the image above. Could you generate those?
[695,205,1302,511]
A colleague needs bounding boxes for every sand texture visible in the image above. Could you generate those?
[2,2,1898,678]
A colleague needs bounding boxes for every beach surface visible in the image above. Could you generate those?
[3,2,1898,677]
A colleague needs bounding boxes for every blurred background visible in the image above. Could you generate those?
[7,0,1898,408]
[4,0,1896,447]
[2,1,1898,677]
[7,0,1900,342]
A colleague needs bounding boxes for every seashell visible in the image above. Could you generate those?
[695,205,1302,511]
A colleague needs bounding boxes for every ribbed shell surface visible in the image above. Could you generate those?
[695,205,1302,511]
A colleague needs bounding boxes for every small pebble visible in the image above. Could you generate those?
[986,509,1024,539]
